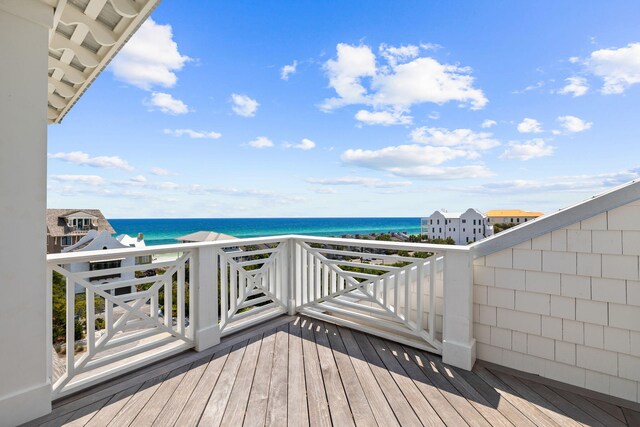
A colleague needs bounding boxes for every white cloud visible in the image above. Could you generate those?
[145,92,190,115]
[587,43,640,94]
[130,175,147,183]
[321,42,487,116]
[281,60,298,80]
[379,43,420,67]
[231,93,259,117]
[558,76,589,97]
[164,128,222,139]
[306,176,411,188]
[284,138,316,150]
[557,115,592,133]
[387,165,493,180]
[150,167,173,176]
[248,136,273,148]
[499,139,555,161]
[342,144,469,169]
[517,118,543,134]
[355,109,412,126]
[48,151,134,171]
[410,127,500,151]
[458,167,640,195]
[428,111,440,120]
[110,18,190,90]
[512,81,545,94]
[481,119,497,128]
[51,174,105,185]
[568,56,580,64]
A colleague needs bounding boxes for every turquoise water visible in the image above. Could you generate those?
[109,217,422,246]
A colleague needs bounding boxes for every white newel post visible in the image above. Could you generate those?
[288,238,297,315]
[0,1,54,425]
[194,246,221,351]
[442,250,476,370]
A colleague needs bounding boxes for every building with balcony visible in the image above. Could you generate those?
[486,209,545,225]
[46,209,115,253]
[421,208,494,244]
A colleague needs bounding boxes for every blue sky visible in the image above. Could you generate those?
[48,1,640,218]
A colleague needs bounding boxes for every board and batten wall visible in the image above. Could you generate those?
[473,201,640,403]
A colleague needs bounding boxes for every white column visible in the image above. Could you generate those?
[442,250,476,370]
[0,1,54,425]
[194,246,220,351]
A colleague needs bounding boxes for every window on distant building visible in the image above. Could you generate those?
[525,218,528,222]
[439,228,442,233]
[517,218,520,222]
[61,236,71,246]
[466,237,469,242]
[437,219,440,225]
[462,219,466,223]
[89,260,122,281]
[510,218,514,222]
[463,228,465,232]
[430,219,433,225]
[473,219,477,225]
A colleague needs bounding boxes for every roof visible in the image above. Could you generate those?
[472,179,640,257]
[62,230,126,253]
[177,231,239,243]
[485,209,544,217]
[46,0,161,124]
[46,208,115,236]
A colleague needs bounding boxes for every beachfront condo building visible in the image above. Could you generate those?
[486,209,544,225]
[420,208,494,244]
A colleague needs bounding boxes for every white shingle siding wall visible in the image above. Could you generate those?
[473,205,640,403]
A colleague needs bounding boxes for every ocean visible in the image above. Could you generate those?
[109,217,422,246]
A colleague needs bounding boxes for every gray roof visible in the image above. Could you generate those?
[46,209,115,237]
[177,231,238,243]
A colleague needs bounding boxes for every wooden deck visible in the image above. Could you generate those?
[26,315,640,426]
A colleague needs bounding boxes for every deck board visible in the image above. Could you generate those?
[27,315,640,427]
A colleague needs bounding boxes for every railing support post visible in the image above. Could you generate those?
[442,250,476,370]
[194,246,220,351]
[288,238,297,315]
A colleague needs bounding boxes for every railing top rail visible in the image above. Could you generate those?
[290,234,470,253]
[47,233,470,264]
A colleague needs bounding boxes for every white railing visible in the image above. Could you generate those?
[48,235,475,399]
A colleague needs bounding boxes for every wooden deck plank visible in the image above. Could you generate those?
[130,363,193,426]
[150,355,212,427]
[322,322,378,427]
[173,346,233,427]
[243,328,277,427]
[473,365,562,427]
[265,324,289,427]
[402,346,492,427]
[367,336,444,427]
[584,396,628,423]
[198,339,253,427]
[337,326,400,427]
[287,318,309,427]
[62,397,111,427]
[519,378,608,427]
[350,329,422,427]
[221,333,264,426]
[422,352,512,427]
[83,384,144,427]
[488,368,584,427]
[300,318,331,427]
[314,321,356,427]
[622,407,640,425]
[106,372,170,426]
[382,340,468,427]
[452,365,537,427]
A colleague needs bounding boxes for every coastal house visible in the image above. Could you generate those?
[62,230,135,294]
[178,230,242,253]
[486,209,544,225]
[46,209,115,253]
[421,208,494,244]
[5,1,640,425]
[117,232,153,264]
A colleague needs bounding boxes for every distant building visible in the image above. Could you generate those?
[421,208,493,245]
[485,209,544,225]
[46,209,114,254]
[117,232,152,264]
[62,230,135,294]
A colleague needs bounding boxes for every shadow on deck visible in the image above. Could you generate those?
[25,315,640,426]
